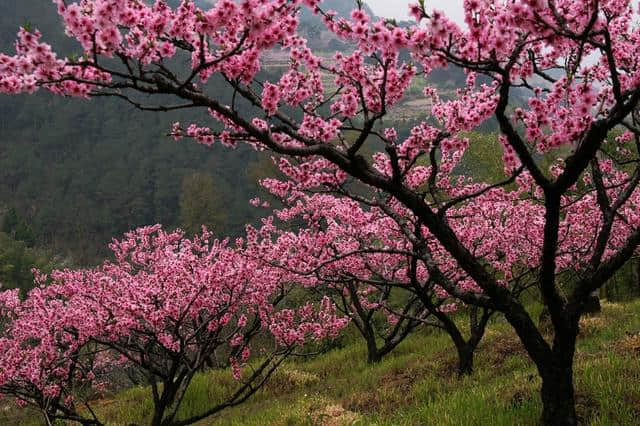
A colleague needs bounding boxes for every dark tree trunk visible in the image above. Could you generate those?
[151,380,177,426]
[540,365,577,426]
[539,320,579,426]
[582,290,601,314]
[502,298,582,426]
[365,334,382,364]
[151,403,167,426]
[456,343,474,376]
[367,349,382,364]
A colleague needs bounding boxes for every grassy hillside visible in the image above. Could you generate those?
[4,299,640,425]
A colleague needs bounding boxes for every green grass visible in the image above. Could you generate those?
[4,299,640,425]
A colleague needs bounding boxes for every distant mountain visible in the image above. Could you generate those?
[168,0,373,17]
[301,0,375,23]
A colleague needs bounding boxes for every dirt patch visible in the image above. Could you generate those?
[578,315,606,338]
[343,388,420,417]
[311,404,361,426]
[380,368,420,392]
[614,331,640,358]
[484,334,527,371]
[343,391,387,415]
[343,367,426,415]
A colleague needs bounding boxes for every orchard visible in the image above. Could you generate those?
[2,1,640,425]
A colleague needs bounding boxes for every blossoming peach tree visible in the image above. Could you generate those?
[2,0,640,424]
[0,226,346,425]
[247,190,433,366]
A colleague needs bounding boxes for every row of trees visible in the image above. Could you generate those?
[2,0,640,424]
[0,226,347,425]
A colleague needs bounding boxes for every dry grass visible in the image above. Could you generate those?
[615,332,640,357]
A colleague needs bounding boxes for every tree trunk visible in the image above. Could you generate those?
[582,289,601,313]
[367,350,382,364]
[365,334,382,364]
[151,404,166,426]
[151,382,175,426]
[500,294,582,425]
[456,343,474,376]
[435,308,478,376]
[539,324,579,426]
[540,364,577,426]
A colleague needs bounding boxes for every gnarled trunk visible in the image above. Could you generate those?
[502,298,582,426]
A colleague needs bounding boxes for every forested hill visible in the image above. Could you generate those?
[0,0,458,264]
[300,0,375,23]
[173,0,375,22]
[0,1,277,263]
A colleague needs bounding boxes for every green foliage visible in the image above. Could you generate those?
[2,208,35,247]
[0,232,64,295]
[179,172,227,235]
[1,208,18,235]
[458,132,508,183]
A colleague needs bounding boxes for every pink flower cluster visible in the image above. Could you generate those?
[0,225,347,411]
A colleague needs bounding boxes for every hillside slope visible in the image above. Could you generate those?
[4,299,640,425]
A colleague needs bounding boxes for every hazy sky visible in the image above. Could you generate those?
[367,0,465,23]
